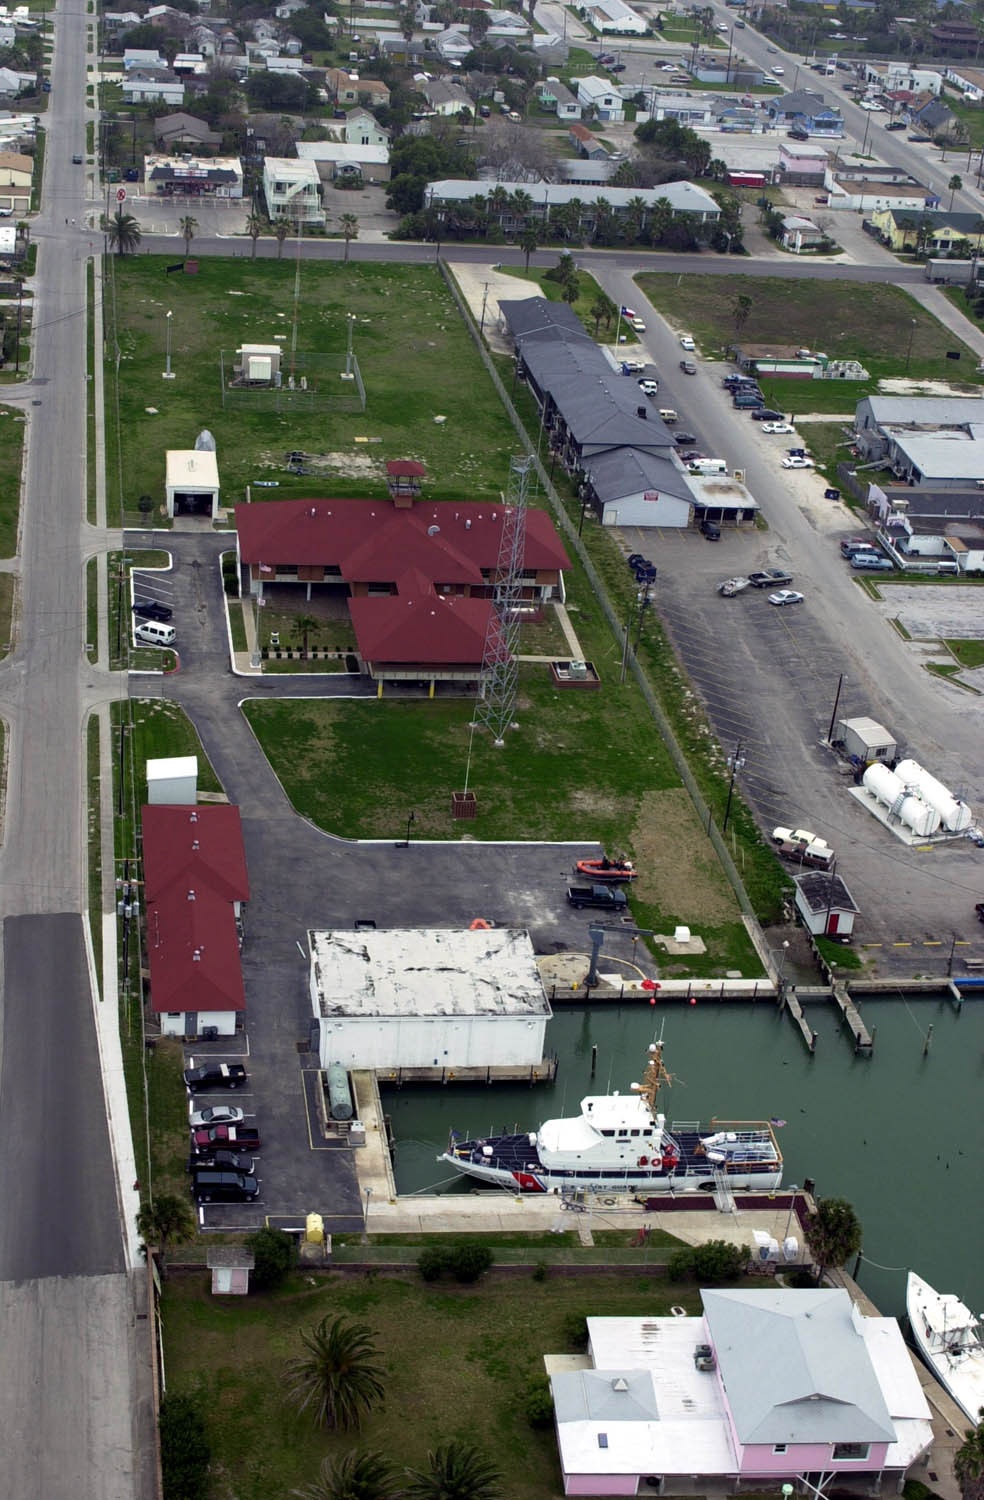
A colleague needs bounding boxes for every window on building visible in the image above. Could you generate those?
[832,1443,870,1461]
[773,1445,787,1455]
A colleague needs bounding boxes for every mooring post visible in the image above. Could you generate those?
[923,1023,933,1057]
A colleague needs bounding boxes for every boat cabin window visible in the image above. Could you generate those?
[601,1129,615,1137]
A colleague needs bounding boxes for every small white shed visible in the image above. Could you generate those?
[836,716,897,764]
[308,926,552,1071]
[165,449,221,519]
[793,871,859,938]
[146,755,198,805]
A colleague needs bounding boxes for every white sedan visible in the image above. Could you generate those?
[769,590,805,606]
[679,334,695,350]
[628,316,646,332]
[772,65,784,75]
[189,1104,245,1128]
[781,455,815,469]
[759,421,795,435]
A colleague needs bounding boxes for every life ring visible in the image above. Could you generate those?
[602,1198,617,1206]
[637,1155,649,1167]
[469,918,491,930]
[661,1151,678,1170]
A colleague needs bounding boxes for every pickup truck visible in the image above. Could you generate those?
[749,569,793,589]
[567,884,628,911]
[183,1062,248,1092]
[190,1124,261,1156]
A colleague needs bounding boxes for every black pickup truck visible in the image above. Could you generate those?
[183,1062,248,1092]
[567,884,628,911]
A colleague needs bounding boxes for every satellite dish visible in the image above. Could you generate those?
[427,524,440,535]
[194,428,216,451]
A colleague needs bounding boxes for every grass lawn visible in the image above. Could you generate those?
[161,1269,711,1500]
[125,699,224,802]
[634,275,984,404]
[0,404,26,557]
[945,638,984,668]
[103,259,520,522]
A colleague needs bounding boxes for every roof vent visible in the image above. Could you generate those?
[192,948,201,961]
[190,811,198,822]
[427,524,440,535]
[612,1377,629,1392]
[188,889,196,901]
[465,518,472,529]
[192,839,199,850]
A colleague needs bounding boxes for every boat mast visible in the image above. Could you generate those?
[631,1040,673,1120]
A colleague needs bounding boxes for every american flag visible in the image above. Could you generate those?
[770,1118,787,1128]
[259,563,274,574]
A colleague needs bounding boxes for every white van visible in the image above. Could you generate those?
[688,458,728,476]
[134,620,176,647]
[658,408,678,424]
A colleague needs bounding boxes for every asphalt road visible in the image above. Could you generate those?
[0,3,153,1496]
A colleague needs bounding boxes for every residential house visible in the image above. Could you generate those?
[172,53,210,78]
[419,76,471,116]
[432,27,473,63]
[186,23,217,58]
[122,68,185,106]
[766,89,844,137]
[854,395,984,486]
[780,214,827,251]
[325,67,361,106]
[586,446,697,530]
[825,164,936,214]
[143,153,243,199]
[251,16,279,43]
[576,74,625,122]
[568,123,610,161]
[103,11,143,28]
[646,90,717,126]
[295,139,391,183]
[233,493,570,692]
[347,78,391,108]
[153,111,223,153]
[909,93,956,137]
[0,67,32,99]
[123,47,167,69]
[538,79,582,120]
[548,1288,931,1495]
[264,56,306,74]
[343,108,389,148]
[864,62,942,96]
[870,206,984,254]
[583,0,646,33]
[929,20,981,55]
[275,0,307,16]
[261,156,324,224]
[778,140,829,186]
[142,803,250,1040]
[0,149,32,213]
[944,64,984,101]
[484,9,530,42]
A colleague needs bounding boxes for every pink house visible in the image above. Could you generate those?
[548,1288,932,1497]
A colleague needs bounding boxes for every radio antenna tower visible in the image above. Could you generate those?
[472,453,532,748]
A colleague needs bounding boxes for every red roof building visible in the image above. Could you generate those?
[142,804,249,1039]
[234,494,570,690]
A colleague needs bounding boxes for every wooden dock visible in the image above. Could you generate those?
[378,1057,558,1087]
[832,981,874,1052]
[779,986,817,1053]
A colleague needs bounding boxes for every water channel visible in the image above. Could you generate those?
[383,994,984,1319]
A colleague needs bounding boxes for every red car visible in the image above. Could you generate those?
[191,1124,261,1155]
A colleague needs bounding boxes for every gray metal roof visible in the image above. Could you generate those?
[588,446,692,504]
[860,395,984,426]
[792,872,859,916]
[499,296,590,346]
[703,1289,893,1444]
[427,178,720,215]
[552,1368,659,1424]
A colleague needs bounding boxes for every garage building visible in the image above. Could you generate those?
[308,926,551,1071]
[165,449,220,519]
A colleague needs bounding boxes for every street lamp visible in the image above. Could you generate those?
[162,309,175,380]
[722,738,746,834]
[397,810,415,848]
[904,317,917,374]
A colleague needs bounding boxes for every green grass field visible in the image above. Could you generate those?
[162,1269,708,1500]
[634,275,984,408]
[0,404,25,557]
[103,259,520,522]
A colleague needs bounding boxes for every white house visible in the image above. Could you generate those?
[308,927,552,1072]
[122,69,185,106]
[576,75,625,122]
[295,140,391,183]
[165,450,221,520]
[123,47,166,69]
[432,26,472,63]
[262,156,325,225]
[865,62,943,96]
[583,0,646,34]
[343,107,389,148]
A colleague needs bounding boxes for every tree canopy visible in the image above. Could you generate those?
[803,1196,862,1281]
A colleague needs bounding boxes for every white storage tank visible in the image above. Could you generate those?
[862,763,941,837]
[894,759,972,833]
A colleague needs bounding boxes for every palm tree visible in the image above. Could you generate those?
[404,1440,502,1500]
[803,1196,862,1283]
[136,1193,195,1280]
[956,1410,984,1500]
[274,218,292,258]
[518,224,538,270]
[285,1316,386,1433]
[294,612,319,659]
[246,211,264,260]
[294,1449,403,1500]
[948,173,963,211]
[179,213,198,257]
[339,212,359,261]
[107,209,142,256]
[589,295,610,335]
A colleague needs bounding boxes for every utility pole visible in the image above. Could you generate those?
[722,739,746,834]
[826,673,845,744]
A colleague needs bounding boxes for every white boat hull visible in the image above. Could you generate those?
[439,1151,782,1197]
[907,1270,984,1425]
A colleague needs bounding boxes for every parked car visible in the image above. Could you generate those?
[839,538,878,558]
[72,152,83,164]
[781,455,815,469]
[679,334,695,350]
[679,360,698,375]
[885,120,906,131]
[769,589,804,605]
[132,599,173,623]
[788,128,809,141]
[751,409,784,422]
[609,61,626,72]
[627,553,646,568]
[183,1062,248,1091]
[620,358,645,374]
[191,1169,260,1204]
[976,902,984,922]
[673,432,697,445]
[733,392,765,409]
[189,1104,245,1128]
[760,422,795,435]
[851,553,893,571]
[187,1148,255,1175]
[700,519,722,541]
[771,66,784,75]
[749,569,793,589]
[773,826,826,848]
[628,316,646,332]
[637,378,659,396]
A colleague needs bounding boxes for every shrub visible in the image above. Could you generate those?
[448,1242,493,1283]
[160,1392,210,1500]
[532,1261,548,1283]
[417,1245,450,1282]
[523,1375,554,1428]
[691,1240,748,1284]
[245,1226,294,1290]
[668,1246,696,1282]
[561,1312,589,1351]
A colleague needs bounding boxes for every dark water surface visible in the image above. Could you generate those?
[383,995,984,1318]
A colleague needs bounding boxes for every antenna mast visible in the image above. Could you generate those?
[473,453,531,747]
